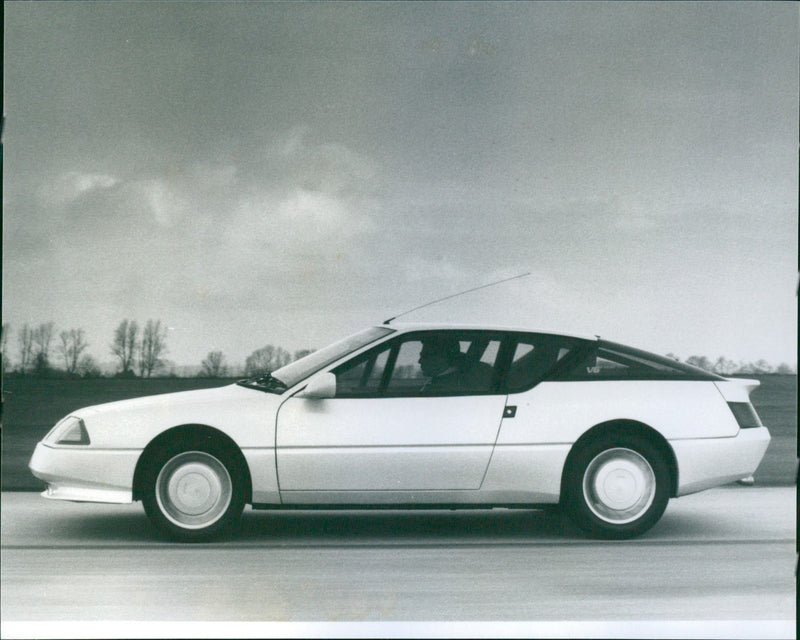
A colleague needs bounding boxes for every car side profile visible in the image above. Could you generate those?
[29,323,771,541]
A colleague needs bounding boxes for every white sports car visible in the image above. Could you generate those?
[30,323,770,541]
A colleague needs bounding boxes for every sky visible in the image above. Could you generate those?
[3,1,798,372]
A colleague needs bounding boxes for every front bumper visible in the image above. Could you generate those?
[672,426,771,496]
[29,442,139,503]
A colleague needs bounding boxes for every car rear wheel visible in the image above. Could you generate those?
[141,439,246,541]
[562,433,670,539]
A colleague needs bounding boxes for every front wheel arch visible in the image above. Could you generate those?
[132,424,252,504]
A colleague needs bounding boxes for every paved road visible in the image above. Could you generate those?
[1,487,795,639]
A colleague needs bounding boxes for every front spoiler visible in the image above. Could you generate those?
[29,442,137,504]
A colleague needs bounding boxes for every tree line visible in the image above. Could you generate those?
[0,321,315,379]
[0,321,795,378]
[666,353,796,375]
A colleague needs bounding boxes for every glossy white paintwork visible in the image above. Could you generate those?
[480,443,571,502]
[30,384,283,504]
[713,378,761,402]
[671,427,771,495]
[499,380,740,445]
[28,323,771,512]
[29,443,138,502]
[276,395,507,491]
[69,384,282,449]
[241,449,281,504]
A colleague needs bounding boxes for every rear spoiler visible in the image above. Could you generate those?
[722,377,760,393]
[716,378,760,402]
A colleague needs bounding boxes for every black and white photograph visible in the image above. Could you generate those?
[1,2,796,638]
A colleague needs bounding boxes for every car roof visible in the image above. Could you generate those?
[377,321,599,342]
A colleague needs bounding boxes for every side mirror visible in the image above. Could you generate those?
[298,372,336,399]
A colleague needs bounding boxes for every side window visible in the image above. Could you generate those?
[503,335,581,393]
[334,347,390,397]
[385,340,428,394]
[335,331,504,398]
[479,340,501,366]
[401,333,503,396]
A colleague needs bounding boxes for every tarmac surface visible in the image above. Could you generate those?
[1,486,795,639]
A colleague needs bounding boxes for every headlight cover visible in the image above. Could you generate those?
[45,416,91,445]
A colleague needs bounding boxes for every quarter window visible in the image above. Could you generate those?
[504,337,578,393]
[554,341,724,381]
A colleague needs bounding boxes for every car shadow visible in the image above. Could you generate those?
[31,503,730,545]
[39,511,165,544]
[38,506,586,545]
[236,507,585,544]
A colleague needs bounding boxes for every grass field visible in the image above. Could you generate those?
[1,375,795,491]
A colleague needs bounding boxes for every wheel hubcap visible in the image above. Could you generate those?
[156,452,232,529]
[582,448,656,524]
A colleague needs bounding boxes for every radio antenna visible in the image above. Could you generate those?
[384,272,531,324]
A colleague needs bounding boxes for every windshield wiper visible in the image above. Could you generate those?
[237,373,288,394]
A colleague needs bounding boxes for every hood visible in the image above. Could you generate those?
[67,383,283,449]
[76,383,254,417]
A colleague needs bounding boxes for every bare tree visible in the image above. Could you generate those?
[1,323,10,374]
[111,320,139,375]
[201,350,228,377]
[751,359,774,374]
[712,356,738,375]
[78,354,102,378]
[18,324,34,373]
[736,360,755,374]
[32,322,56,375]
[244,345,291,377]
[293,349,314,361]
[58,329,89,375]
[685,355,712,371]
[32,322,55,357]
[139,319,168,378]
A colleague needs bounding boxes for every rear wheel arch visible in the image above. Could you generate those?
[132,424,252,504]
[560,420,678,500]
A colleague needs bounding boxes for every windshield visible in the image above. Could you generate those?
[241,326,394,391]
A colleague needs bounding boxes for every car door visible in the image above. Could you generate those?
[275,331,508,497]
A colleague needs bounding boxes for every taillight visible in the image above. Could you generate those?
[727,402,763,429]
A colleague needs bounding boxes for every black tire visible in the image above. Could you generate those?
[141,437,246,542]
[562,433,670,539]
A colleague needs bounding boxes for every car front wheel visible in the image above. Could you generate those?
[562,434,670,539]
[142,440,246,541]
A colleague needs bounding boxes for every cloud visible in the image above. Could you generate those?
[279,125,311,157]
[186,162,237,190]
[277,188,374,240]
[37,171,120,208]
[4,2,795,367]
[138,179,189,227]
[115,130,384,309]
[270,126,378,195]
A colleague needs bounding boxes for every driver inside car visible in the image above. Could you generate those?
[418,336,465,393]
